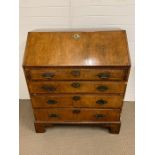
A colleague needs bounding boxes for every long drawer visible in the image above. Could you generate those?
[29,68,127,81]
[29,81,126,94]
[34,108,121,122]
[31,94,123,108]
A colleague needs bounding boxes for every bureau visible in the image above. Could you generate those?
[23,30,131,134]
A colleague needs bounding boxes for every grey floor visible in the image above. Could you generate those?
[20,100,135,155]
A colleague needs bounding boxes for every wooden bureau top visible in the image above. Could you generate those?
[23,30,130,67]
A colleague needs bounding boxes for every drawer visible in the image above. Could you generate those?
[28,68,127,81]
[31,94,123,108]
[34,108,120,122]
[29,81,126,94]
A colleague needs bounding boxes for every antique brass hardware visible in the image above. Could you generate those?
[47,100,58,104]
[48,114,59,118]
[71,82,80,88]
[95,114,105,119]
[97,73,110,79]
[42,72,55,79]
[96,99,107,105]
[72,96,81,101]
[72,109,81,114]
[97,85,108,91]
[41,86,56,92]
[71,70,80,76]
[73,34,80,40]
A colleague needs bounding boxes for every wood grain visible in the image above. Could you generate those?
[34,108,120,122]
[29,68,127,81]
[23,31,131,134]
[31,94,123,108]
[29,81,126,94]
[23,31,130,67]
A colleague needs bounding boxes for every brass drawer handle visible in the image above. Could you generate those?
[48,114,59,118]
[97,86,108,91]
[71,70,80,76]
[72,96,81,101]
[95,114,105,119]
[42,72,55,79]
[97,73,110,79]
[96,99,107,105]
[72,109,81,114]
[47,100,58,104]
[41,86,56,92]
[73,34,80,40]
[71,82,80,88]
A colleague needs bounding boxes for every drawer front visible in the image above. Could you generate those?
[34,108,120,122]
[34,108,76,122]
[29,68,127,81]
[29,81,126,94]
[31,94,123,108]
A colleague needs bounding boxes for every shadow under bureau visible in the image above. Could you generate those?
[23,31,131,134]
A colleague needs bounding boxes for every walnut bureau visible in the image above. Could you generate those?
[23,31,131,134]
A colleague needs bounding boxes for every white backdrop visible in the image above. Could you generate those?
[19,0,135,101]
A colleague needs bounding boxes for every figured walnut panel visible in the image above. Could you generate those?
[29,81,126,94]
[23,31,130,67]
[31,94,123,108]
[29,68,127,81]
[34,108,120,122]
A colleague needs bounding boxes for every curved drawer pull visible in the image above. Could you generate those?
[97,73,110,79]
[42,72,55,79]
[48,114,59,118]
[97,85,108,91]
[95,114,106,119]
[71,70,80,76]
[96,99,107,105]
[72,96,81,101]
[71,82,80,88]
[72,109,81,114]
[41,86,56,92]
[47,100,58,104]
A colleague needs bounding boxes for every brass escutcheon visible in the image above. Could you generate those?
[73,34,80,40]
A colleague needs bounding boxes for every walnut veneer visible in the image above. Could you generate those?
[23,30,130,134]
